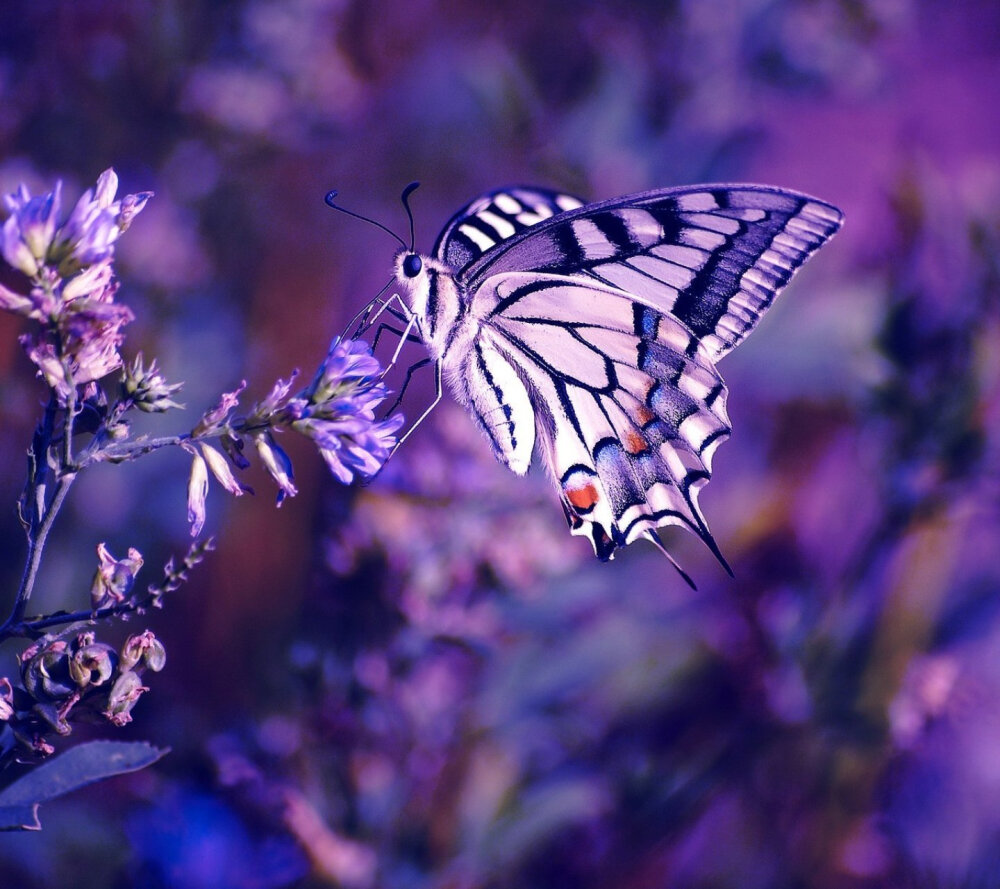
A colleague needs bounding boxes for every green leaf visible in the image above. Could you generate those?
[0,740,168,831]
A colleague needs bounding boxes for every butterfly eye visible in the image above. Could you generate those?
[402,254,423,278]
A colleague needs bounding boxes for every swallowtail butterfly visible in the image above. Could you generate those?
[369,184,843,581]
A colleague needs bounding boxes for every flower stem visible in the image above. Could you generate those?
[0,387,79,640]
[2,474,76,639]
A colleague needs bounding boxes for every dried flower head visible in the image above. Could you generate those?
[122,353,184,412]
[90,542,144,610]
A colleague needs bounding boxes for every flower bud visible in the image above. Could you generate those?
[104,670,148,727]
[68,635,118,688]
[118,190,153,232]
[0,678,15,722]
[121,353,184,412]
[33,700,72,736]
[187,450,209,536]
[120,630,166,673]
[21,640,75,702]
[253,432,297,503]
[1,182,61,276]
[222,432,251,470]
[90,542,144,610]
[0,280,33,315]
[201,443,248,497]
[193,381,246,436]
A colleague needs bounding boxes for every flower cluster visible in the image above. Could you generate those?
[1,627,166,755]
[185,336,403,534]
[0,170,151,402]
[274,336,404,484]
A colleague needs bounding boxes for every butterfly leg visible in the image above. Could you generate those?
[388,359,442,457]
[382,356,432,415]
[342,277,396,340]
[371,318,422,359]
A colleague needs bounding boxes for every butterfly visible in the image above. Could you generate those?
[358,183,843,582]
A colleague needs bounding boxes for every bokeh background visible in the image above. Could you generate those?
[1,0,999,886]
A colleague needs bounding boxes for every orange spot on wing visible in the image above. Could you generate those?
[624,430,647,454]
[566,483,599,511]
[636,405,656,425]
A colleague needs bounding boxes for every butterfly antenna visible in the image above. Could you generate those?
[643,530,698,590]
[325,189,407,249]
[400,181,420,251]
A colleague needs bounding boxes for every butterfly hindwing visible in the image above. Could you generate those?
[463,271,731,560]
[398,182,843,567]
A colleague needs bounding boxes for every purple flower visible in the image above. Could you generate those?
[53,168,152,274]
[301,335,385,405]
[308,414,403,485]
[287,336,404,483]
[0,172,151,401]
[1,181,61,276]
[193,381,247,436]
[1,169,151,281]
[237,336,404,493]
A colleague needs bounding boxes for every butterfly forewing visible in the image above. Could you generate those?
[453,185,843,362]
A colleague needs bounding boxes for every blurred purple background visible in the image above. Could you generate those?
[1,1,999,886]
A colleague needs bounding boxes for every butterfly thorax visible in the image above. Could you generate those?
[394,251,468,361]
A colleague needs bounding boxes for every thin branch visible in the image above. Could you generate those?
[2,474,76,635]
[81,433,190,466]
[62,380,76,470]
[3,538,214,639]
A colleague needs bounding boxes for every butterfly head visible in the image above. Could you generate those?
[393,250,462,358]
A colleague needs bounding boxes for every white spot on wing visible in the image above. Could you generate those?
[516,201,554,226]
[628,255,696,290]
[591,262,679,309]
[459,224,496,251]
[679,227,727,251]
[492,193,523,215]
[613,208,663,247]
[742,267,778,290]
[723,208,766,222]
[676,192,718,211]
[758,248,792,271]
[803,201,842,223]
[651,244,708,270]
[477,210,516,239]
[679,213,741,235]
[786,216,828,239]
[572,219,617,260]
[555,194,584,211]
